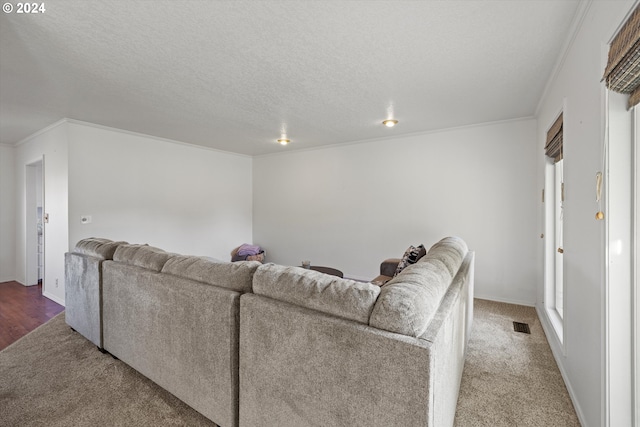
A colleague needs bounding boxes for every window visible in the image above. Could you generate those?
[553,159,564,320]
[544,111,564,342]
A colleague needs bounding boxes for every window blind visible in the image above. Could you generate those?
[603,5,640,109]
[545,113,563,163]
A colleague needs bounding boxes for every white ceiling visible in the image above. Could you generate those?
[0,0,582,156]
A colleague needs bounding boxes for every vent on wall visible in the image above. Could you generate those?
[513,321,531,334]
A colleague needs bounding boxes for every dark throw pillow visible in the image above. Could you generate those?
[394,244,426,276]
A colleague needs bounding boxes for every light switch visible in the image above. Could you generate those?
[81,215,92,224]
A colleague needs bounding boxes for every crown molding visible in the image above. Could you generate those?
[14,119,68,147]
[64,119,252,159]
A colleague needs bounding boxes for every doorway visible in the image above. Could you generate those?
[25,159,43,289]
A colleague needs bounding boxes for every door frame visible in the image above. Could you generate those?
[634,103,639,426]
[604,89,633,427]
[24,156,44,289]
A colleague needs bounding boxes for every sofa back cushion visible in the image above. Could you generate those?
[113,244,173,272]
[162,256,260,293]
[102,261,242,426]
[252,264,380,324]
[72,237,127,260]
[369,237,468,337]
[419,236,468,276]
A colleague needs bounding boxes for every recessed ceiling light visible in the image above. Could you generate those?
[277,138,290,145]
[382,119,398,127]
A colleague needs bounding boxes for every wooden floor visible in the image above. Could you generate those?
[0,281,65,351]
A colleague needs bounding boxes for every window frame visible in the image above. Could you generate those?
[543,108,566,351]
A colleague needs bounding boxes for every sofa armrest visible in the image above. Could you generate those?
[380,258,401,277]
[371,275,392,286]
[370,258,402,286]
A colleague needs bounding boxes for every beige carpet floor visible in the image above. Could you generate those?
[455,299,580,426]
[0,313,213,426]
[0,299,579,426]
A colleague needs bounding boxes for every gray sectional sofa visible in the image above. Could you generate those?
[65,236,474,427]
[65,237,125,348]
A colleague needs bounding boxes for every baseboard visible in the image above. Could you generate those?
[473,293,535,307]
[535,303,588,427]
[0,277,16,284]
[43,291,65,307]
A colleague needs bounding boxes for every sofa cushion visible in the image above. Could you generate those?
[370,237,467,337]
[72,237,126,260]
[253,264,380,324]
[418,236,468,276]
[161,255,260,293]
[113,244,173,272]
[425,236,468,260]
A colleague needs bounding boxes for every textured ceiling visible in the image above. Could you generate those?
[0,0,582,155]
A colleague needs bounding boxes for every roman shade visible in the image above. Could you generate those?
[545,113,563,163]
[603,5,640,109]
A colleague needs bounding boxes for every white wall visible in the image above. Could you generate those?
[535,1,635,426]
[254,118,538,305]
[14,121,69,305]
[67,121,253,260]
[0,144,16,282]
